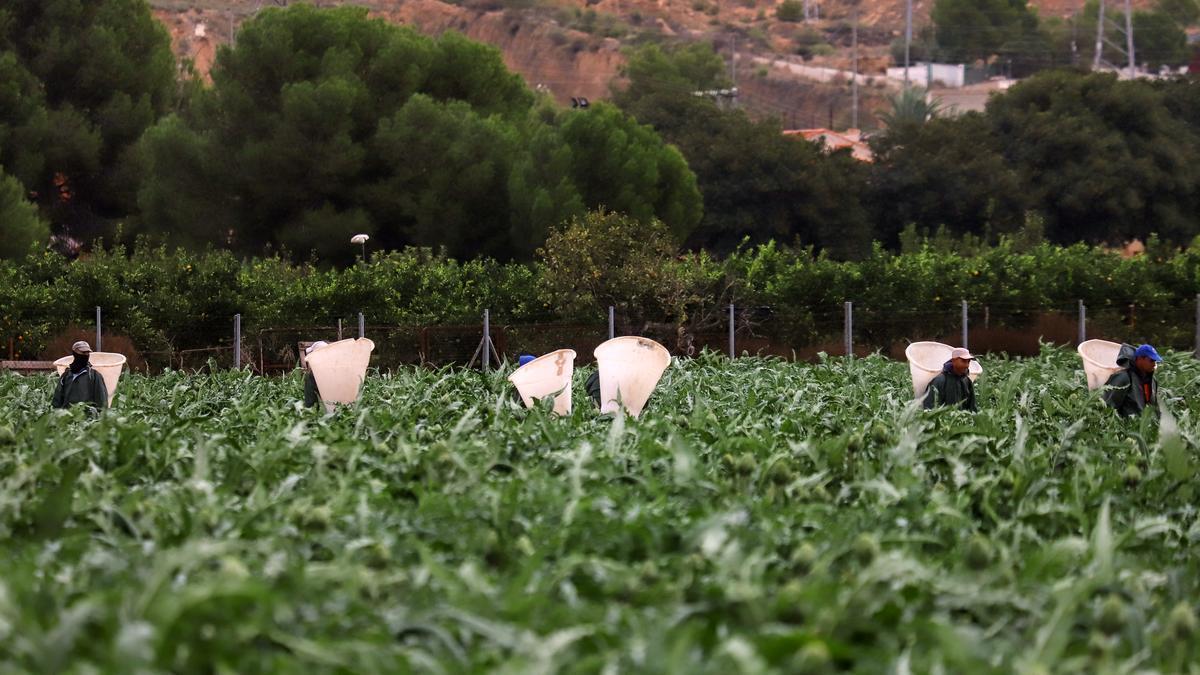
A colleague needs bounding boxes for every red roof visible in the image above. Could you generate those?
[784,128,873,162]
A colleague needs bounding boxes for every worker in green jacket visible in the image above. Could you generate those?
[303,341,328,409]
[922,347,977,411]
[51,341,108,411]
[1103,343,1160,417]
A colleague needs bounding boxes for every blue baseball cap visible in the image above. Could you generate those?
[1135,344,1162,362]
[518,354,536,367]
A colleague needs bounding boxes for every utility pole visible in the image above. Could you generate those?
[904,0,912,85]
[1094,0,1105,70]
[851,2,859,129]
[1070,13,1078,67]
[724,36,734,91]
[1124,0,1136,77]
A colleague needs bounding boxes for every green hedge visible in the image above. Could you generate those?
[2,238,1198,359]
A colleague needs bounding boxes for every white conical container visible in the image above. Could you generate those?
[593,337,671,418]
[305,338,374,412]
[54,352,127,407]
[904,341,983,398]
[508,349,576,415]
[1077,339,1124,391]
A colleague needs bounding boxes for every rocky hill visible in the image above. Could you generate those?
[148,0,1120,128]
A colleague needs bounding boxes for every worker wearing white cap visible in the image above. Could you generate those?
[922,347,977,411]
[51,341,108,411]
[303,341,329,408]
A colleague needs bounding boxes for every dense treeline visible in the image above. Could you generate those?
[619,43,1200,257]
[4,214,1200,357]
[1,1,699,262]
[923,0,1197,76]
[1,1,1199,265]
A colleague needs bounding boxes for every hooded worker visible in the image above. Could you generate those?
[303,341,329,409]
[51,341,108,411]
[1103,343,1160,417]
[922,347,977,411]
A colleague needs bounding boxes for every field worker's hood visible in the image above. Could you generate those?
[1116,343,1137,368]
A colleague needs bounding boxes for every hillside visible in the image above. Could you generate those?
[148,0,1130,129]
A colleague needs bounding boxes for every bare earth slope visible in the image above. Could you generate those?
[149,0,1138,128]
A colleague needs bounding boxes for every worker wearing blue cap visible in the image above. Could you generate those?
[1103,343,1161,417]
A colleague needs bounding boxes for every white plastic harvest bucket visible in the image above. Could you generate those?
[1078,339,1124,391]
[904,341,982,398]
[508,349,576,415]
[593,337,670,418]
[54,352,127,407]
[305,338,374,413]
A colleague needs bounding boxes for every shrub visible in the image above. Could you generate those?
[777,0,804,22]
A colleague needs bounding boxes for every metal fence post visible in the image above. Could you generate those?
[728,303,735,358]
[1078,300,1087,344]
[961,299,969,349]
[95,306,102,351]
[234,314,241,369]
[482,309,490,371]
[843,301,853,357]
[358,312,365,339]
[608,306,615,340]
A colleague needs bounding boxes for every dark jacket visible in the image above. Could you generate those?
[585,371,601,406]
[922,361,977,411]
[1103,343,1158,417]
[304,370,321,409]
[51,367,109,411]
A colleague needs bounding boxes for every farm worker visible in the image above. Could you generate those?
[510,354,537,403]
[922,347,977,411]
[1103,343,1160,417]
[585,371,601,406]
[51,341,108,411]
[303,341,329,409]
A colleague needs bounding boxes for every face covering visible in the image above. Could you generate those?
[69,353,90,374]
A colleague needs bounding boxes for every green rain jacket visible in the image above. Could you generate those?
[1103,343,1158,417]
[51,367,108,411]
[922,361,977,411]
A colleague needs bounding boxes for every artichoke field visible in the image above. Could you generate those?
[1,348,1199,673]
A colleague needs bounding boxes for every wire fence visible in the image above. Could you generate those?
[3,299,1198,374]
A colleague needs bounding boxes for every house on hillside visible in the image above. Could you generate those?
[784,128,873,162]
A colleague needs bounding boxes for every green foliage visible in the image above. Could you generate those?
[793,27,834,61]
[0,168,48,259]
[776,0,805,22]
[889,26,937,65]
[876,87,944,132]
[1133,11,1189,70]
[0,0,175,237]
[136,5,697,261]
[3,348,1200,670]
[536,209,723,329]
[1078,1,1192,70]
[985,71,1200,245]
[932,0,1042,64]
[556,103,702,243]
[870,113,1026,245]
[615,42,872,259]
[6,235,1200,359]
[1157,0,1200,25]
